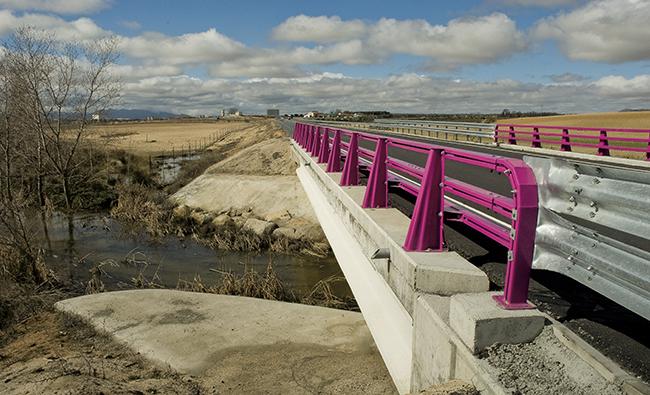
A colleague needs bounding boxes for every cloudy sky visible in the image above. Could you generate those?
[1,0,649,115]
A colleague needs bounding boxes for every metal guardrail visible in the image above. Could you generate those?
[308,118,650,162]
[496,123,650,160]
[526,157,650,320]
[322,119,496,144]
[293,122,539,310]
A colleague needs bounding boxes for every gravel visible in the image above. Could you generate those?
[485,326,624,395]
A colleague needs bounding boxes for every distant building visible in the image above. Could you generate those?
[91,113,101,121]
[304,111,319,118]
[267,109,280,117]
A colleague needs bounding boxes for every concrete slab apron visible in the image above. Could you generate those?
[55,290,374,375]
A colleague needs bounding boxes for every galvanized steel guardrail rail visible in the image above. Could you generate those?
[526,156,650,320]
[293,122,539,310]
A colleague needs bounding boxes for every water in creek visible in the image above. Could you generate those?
[153,154,200,184]
[37,212,350,298]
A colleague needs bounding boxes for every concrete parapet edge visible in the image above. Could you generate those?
[412,294,508,394]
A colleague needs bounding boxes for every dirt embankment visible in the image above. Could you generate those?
[172,120,328,255]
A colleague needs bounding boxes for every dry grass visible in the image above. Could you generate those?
[498,111,650,129]
[175,258,357,310]
[498,111,650,159]
[88,120,250,156]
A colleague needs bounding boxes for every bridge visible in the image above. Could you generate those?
[285,119,650,394]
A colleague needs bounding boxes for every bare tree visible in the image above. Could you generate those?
[3,27,120,210]
[0,27,120,283]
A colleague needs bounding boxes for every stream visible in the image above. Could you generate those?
[37,211,351,299]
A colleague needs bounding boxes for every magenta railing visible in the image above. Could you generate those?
[293,122,539,310]
[495,124,650,160]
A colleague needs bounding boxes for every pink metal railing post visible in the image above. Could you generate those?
[598,130,610,156]
[311,127,321,156]
[508,126,517,145]
[493,162,539,310]
[326,129,341,172]
[318,128,330,163]
[560,128,571,151]
[532,127,542,148]
[403,148,444,251]
[305,125,313,149]
[362,138,389,208]
[340,133,359,186]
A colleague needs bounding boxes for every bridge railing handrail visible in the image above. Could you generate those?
[293,122,539,310]
[495,123,650,160]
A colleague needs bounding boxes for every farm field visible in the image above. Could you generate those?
[499,111,650,129]
[88,120,250,156]
[498,111,650,160]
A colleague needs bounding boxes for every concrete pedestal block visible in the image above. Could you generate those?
[449,292,545,354]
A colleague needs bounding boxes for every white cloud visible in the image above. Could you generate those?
[270,13,527,69]
[368,13,526,68]
[272,15,367,43]
[118,72,650,115]
[0,10,109,41]
[120,29,247,66]
[0,0,110,14]
[593,74,650,98]
[534,0,650,62]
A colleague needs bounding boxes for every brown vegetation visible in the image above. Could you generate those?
[88,119,249,156]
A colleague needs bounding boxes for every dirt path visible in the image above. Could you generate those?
[0,311,201,394]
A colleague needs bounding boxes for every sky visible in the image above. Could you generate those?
[0,0,649,115]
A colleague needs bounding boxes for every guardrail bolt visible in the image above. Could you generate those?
[574,188,582,194]
[573,174,580,180]
[589,212,596,218]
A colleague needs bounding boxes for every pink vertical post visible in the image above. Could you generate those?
[362,138,388,208]
[493,162,539,310]
[532,127,542,148]
[326,129,342,172]
[340,133,359,186]
[311,127,321,156]
[318,128,330,163]
[305,125,312,150]
[403,148,444,251]
[508,126,517,145]
[598,130,610,156]
[560,128,571,152]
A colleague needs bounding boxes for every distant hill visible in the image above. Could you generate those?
[101,109,185,120]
